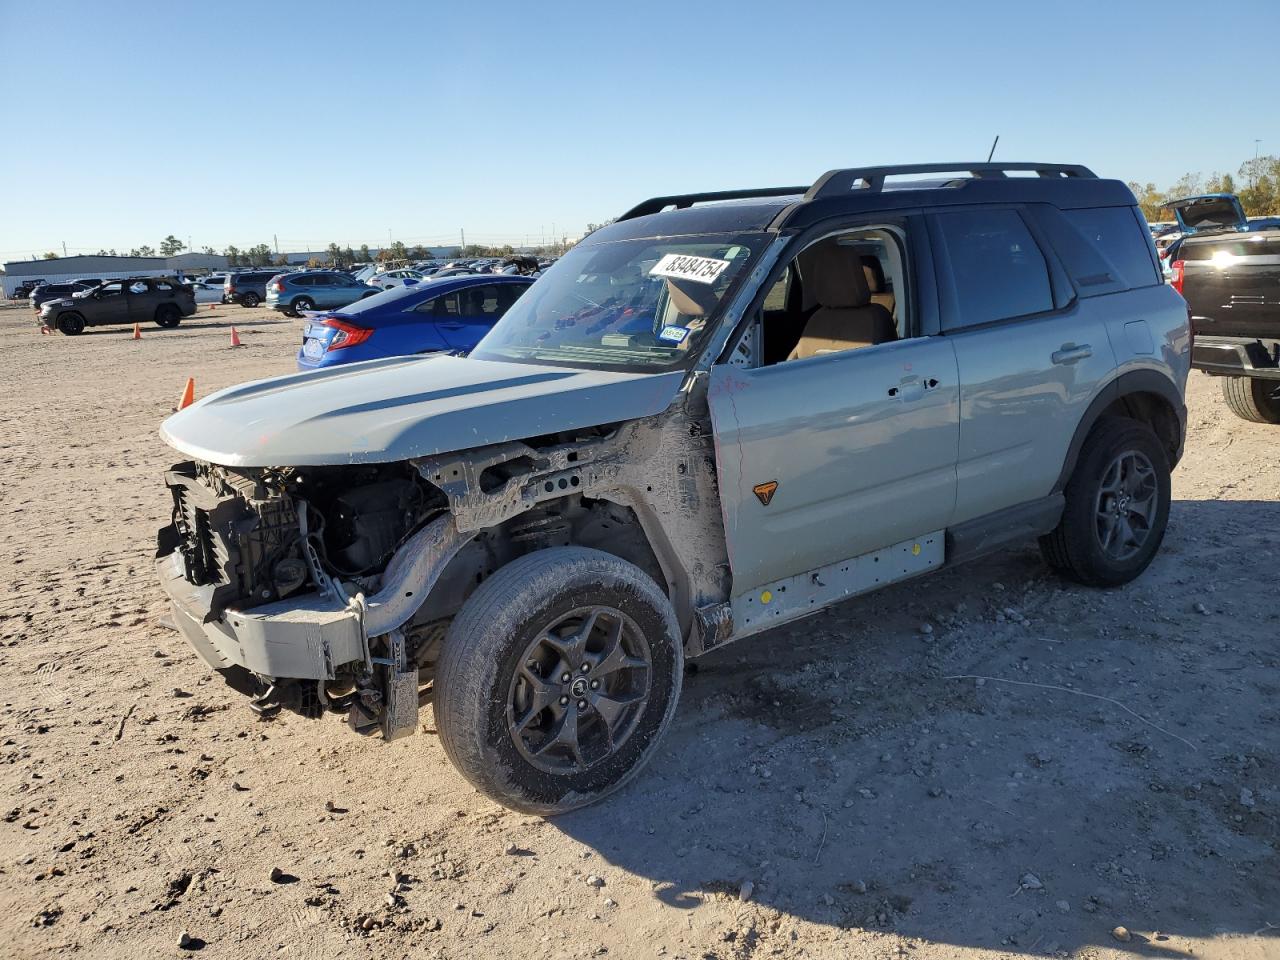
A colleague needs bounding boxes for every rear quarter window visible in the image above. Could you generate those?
[1064,207,1159,288]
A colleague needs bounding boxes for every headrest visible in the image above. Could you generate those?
[860,255,886,293]
[810,244,871,309]
[665,277,717,317]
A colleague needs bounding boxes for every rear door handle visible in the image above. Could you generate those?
[1051,343,1092,365]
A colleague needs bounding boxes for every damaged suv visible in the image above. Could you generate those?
[157,163,1189,813]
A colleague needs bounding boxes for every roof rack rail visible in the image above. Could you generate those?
[618,186,808,221]
[805,162,1097,200]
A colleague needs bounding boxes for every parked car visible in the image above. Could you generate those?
[156,161,1188,814]
[429,267,476,279]
[1173,227,1280,423]
[296,274,534,369]
[40,276,196,335]
[368,269,426,290]
[266,270,378,317]
[14,279,47,298]
[185,278,225,304]
[29,281,96,311]
[223,270,281,307]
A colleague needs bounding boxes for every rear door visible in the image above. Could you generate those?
[125,280,158,324]
[929,206,1116,524]
[437,282,528,349]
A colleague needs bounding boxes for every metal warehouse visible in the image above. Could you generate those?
[2,253,228,297]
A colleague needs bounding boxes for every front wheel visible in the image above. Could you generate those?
[1221,375,1280,424]
[1039,417,1170,587]
[56,313,86,336]
[434,547,682,814]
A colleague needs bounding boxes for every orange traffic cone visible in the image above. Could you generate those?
[132,321,141,340]
[209,303,216,311]
[230,327,242,347]
[176,378,195,411]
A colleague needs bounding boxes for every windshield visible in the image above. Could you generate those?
[470,232,767,370]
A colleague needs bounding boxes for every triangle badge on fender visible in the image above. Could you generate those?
[753,481,779,507]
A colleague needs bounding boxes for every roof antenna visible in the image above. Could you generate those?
[986,135,1000,162]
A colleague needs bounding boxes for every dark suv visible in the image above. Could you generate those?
[1176,228,1280,422]
[29,281,96,311]
[223,270,280,308]
[39,277,196,335]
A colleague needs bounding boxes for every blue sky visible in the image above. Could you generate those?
[1,0,1276,260]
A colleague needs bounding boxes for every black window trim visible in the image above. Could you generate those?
[927,203,1075,335]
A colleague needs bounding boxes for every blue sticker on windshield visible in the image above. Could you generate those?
[658,325,689,344]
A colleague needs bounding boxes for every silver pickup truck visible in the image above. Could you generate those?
[156,162,1189,813]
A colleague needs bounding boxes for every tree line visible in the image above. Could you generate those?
[1129,155,1280,222]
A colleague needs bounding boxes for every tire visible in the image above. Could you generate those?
[1221,375,1280,424]
[293,297,315,313]
[56,313,85,336]
[434,547,682,814]
[360,291,377,299]
[154,305,181,329]
[240,292,260,308]
[1039,416,1171,587]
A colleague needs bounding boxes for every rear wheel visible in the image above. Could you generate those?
[434,547,682,814]
[240,292,260,308]
[1039,417,1170,587]
[293,297,315,313]
[154,304,181,328]
[1221,375,1280,424]
[56,313,86,336]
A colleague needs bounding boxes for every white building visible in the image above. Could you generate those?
[2,253,229,297]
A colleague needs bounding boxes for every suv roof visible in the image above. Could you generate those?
[600,162,1129,241]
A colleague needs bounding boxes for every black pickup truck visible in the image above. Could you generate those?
[1175,228,1280,423]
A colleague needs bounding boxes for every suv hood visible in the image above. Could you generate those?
[160,354,686,467]
[1167,193,1248,236]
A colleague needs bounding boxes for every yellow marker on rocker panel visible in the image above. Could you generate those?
[911,543,921,556]
[761,590,773,604]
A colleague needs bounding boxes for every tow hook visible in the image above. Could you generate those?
[248,683,285,718]
[346,629,419,741]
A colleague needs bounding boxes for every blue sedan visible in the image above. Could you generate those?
[296,274,535,370]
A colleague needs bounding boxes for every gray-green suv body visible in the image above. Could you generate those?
[155,162,1189,813]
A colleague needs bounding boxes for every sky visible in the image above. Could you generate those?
[1,0,1277,261]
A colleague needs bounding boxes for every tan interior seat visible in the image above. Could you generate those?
[788,245,896,361]
[861,255,896,318]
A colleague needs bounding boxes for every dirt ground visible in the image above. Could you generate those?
[0,301,1276,960]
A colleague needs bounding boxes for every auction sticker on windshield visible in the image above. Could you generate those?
[650,253,731,285]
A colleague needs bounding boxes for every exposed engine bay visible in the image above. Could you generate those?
[156,398,731,741]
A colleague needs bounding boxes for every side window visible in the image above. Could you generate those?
[436,293,461,317]
[761,271,789,311]
[1064,207,1160,289]
[99,282,123,298]
[293,276,314,287]
[155,280,174,291]
[750,226,910,367]
[497,284,528,311]
[411,297,437,315]
[128,280,149,294]
[935,209,1053,329]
